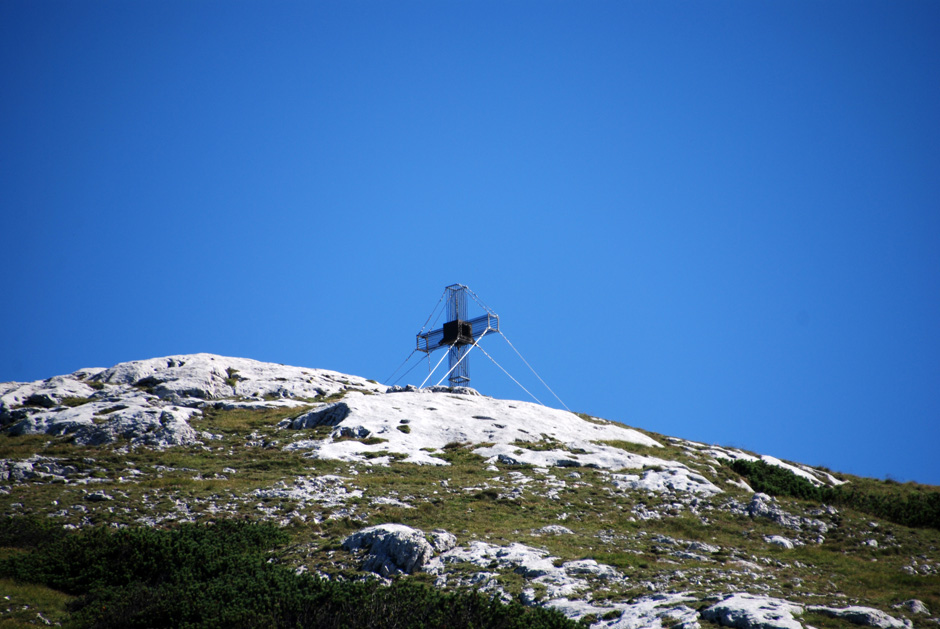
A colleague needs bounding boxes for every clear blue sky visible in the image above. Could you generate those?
[2,1,938,485]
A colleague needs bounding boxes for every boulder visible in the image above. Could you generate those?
[433,540,599,599]
[765,535,796,549]
[702,593,803,629]
[747,494,802,529]
[429,529,457,553]
[0,456,81,482]
[688,541,721,554]
[561,559,621,580]
[894,600,929,615]
[807,605,912,629]
[283,403,351,430]
[549,593,699,629]
[24,393,58,408]
[610,467,722,496]
[0,460,35,481]
[747,493,828,533]
[497,453,524,466]
[342,523,435,577]
[336,425,370,439]
[535,525,574,535]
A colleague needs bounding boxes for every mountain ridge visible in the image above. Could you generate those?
[1,354,937,628]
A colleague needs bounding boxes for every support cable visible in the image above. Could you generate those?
[464,285,497,317]
[475,342,544,406]
[499,331,571,411]
[418,289,447,335]
[418,349,450,389]
[390,354,425,387]
[434,331,488,387]
[384,349,418,385]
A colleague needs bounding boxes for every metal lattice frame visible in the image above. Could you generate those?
[417,284,499,388]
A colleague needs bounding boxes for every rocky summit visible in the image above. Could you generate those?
[1,354,937,628]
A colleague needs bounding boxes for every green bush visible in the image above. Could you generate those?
[725,458,823,501]
[0,518,579,629]
[724,459,940,531]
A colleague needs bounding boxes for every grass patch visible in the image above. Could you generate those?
[195,405,311,437]
[595,439,663,457]
[60,397,93,408]
[224,367,246,388]
[0,577,73,626]
[575,413,610,426]
[511,435,568,452]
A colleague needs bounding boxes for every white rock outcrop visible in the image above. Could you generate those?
[0,354,383,448]
[280,387,711,480]
[89,354,381,402]
[251,475,362,508]
[701,593,804,629]
[428,539,623,600]
[894,600,929,615]
[0,456,81,482]
[342,523,435,577]
[764,535,798,549]
[747,493,828,533]
[549,593,700,629]
[610,467,721,496]
[807,605,912,629]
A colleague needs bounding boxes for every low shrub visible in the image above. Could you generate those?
[0,517,579,628]
[724,459,940,530]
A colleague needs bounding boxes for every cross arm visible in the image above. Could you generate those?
[417,313,499,353]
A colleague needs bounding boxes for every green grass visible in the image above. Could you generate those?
[510,435,570,452]
[59,397,93,408]
[575,413,610,426]
[0,578,73,628]
[194,405,313,436]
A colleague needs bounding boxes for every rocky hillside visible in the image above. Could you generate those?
[1,354,937,628]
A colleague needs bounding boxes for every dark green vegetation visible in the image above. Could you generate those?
[726,458,940,530]
[0,517,578,629]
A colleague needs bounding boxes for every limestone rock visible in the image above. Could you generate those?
[429,529,457,553]
[894,600,929,615]
[342,523,436,577]
[610,467,722,497]
[251,475,362,508]
[431,540,620,600]
[807,605,912,629]
[90,354,382,402]
[1,354,383,448]
[765,535,797,549]
[282,386,687,474]
[561,559,621,580]
[702,593,804,629]
[535,524,574,535]
[0,456,84,483]
[550,593,700,629]
[688,541,721,554]
[747,493,828,533]
[281,403,351,430]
